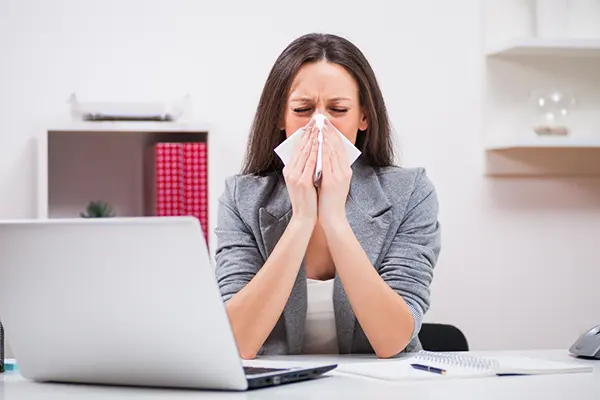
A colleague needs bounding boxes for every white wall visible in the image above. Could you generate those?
[1,0,599,358]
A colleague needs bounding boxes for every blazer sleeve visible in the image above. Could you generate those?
[378,170,441,340]
[214,176,264,303]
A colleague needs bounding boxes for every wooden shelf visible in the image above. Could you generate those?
[486,136,600,150]
[486,38,600,58]
[484,136,600,176]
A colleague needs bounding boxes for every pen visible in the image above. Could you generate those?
[410,363,446,375]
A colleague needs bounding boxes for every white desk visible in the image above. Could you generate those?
[1,350,598,399]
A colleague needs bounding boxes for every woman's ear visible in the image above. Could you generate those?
[358,112,368,131]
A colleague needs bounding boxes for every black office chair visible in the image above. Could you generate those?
[418,323,469,352]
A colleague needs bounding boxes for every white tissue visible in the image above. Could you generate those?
[313,114,326,184]
[274,114,362,186]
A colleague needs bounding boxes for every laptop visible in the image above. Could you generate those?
[0,217,337,390]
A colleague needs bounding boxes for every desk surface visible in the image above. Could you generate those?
[1,350,598,399]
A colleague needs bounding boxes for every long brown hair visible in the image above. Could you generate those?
[242,33,395,175]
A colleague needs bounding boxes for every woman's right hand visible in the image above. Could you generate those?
[283,121,319,227]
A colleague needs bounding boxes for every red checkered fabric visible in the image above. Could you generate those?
[153,142,208,246]
[183,143,208,244]
[155,143,184,216]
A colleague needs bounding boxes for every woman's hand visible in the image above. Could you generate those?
[283,120,319,227]
[318,119,352,230]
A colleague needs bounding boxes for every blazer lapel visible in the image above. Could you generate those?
[258,176,306,355]
[258,176,291,258]
[334,159,394,354]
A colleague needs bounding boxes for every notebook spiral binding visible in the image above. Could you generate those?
[415,351,500,371]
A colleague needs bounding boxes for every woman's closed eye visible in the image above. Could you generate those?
[330,108,348,113]
[292,107,348,114]
[293,107,313,114]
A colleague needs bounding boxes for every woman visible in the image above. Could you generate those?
[214,33,441,359]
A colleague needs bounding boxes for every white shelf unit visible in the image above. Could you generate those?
[44,121,211,134]
[37,121,211,220]
[486,38,600,58]
[484,37,600,175]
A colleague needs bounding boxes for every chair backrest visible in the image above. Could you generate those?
[418,323,469,352]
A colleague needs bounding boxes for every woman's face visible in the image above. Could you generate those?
[283,61,368,144]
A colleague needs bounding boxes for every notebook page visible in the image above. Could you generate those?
[336,358,493,381]
[337,354,593,381]
[494,356,594,375]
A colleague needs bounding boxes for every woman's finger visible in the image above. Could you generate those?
[291,123,315,170]
[289,133,308,169]
[329,143,341,177]
[322,128,335,177]
[301,128,319,180]
[325,120,348,173]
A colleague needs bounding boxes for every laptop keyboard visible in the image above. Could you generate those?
[243,366,287,376]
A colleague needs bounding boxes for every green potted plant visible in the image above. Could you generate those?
[80,200,116,218]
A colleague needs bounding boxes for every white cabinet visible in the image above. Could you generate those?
[37,121,210,218]
[484,1,600,176]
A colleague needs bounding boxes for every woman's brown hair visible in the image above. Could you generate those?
[242,33,395,175]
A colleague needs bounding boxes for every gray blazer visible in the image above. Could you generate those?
[214,158,441,356]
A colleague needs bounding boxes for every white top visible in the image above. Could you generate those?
[302,278,339,354]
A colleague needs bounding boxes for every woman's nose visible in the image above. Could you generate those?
[314,106,329,118]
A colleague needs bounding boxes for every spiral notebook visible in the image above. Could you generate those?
[336,351,593,381]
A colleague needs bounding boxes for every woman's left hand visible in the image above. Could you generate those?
[318,119,352,230]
